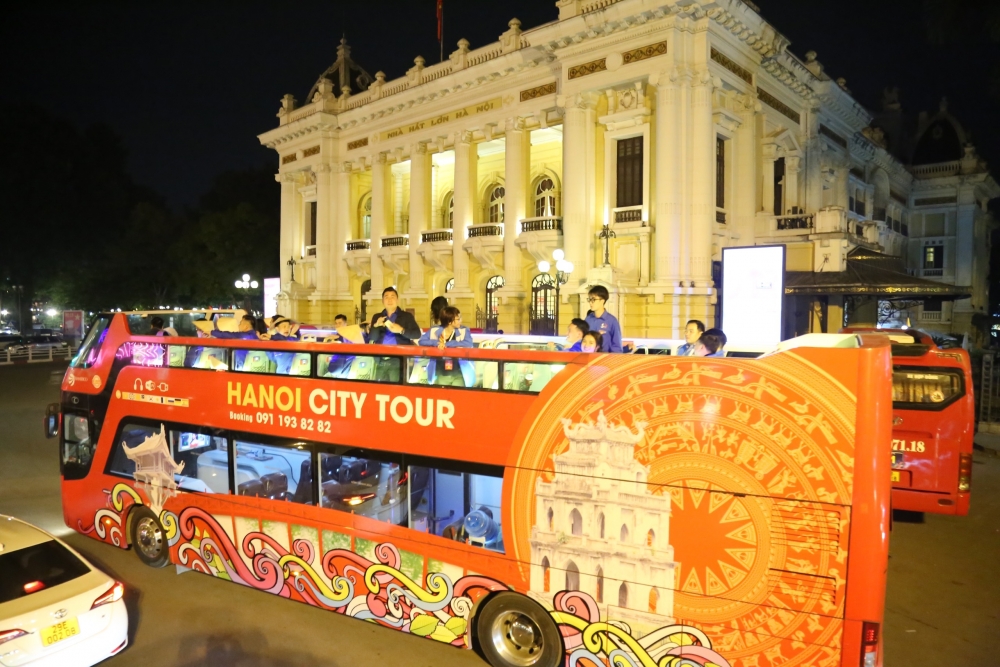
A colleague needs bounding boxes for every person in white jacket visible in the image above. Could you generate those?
[419,306,474,386]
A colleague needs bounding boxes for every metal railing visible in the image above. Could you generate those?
[775,213,815,231]
[305,245,317,257]
[613,206,643,223]
[920,310,942,321]
[520,217,562,233]
[923,268,944,277]
[0,346,75,365]
[381,235,409,248]
[467,224,503,238]
[346,240,371,251]
[420,230,453,243]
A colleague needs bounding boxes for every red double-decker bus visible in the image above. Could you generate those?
[843,328,974,515]
[49,312,893,667]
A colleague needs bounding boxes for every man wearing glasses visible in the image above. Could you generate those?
[584,285,623,352]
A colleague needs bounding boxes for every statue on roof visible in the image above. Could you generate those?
[307,37,374,102]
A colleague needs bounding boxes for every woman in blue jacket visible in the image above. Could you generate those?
[419,306,474,386]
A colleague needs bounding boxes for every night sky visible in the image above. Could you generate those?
[3,0,994,210]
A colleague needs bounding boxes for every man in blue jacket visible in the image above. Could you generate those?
[584,285,622,352]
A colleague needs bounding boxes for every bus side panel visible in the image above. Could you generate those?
[841,345,892,666]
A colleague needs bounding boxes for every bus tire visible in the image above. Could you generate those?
[129,507,170,568]
[475,592,563,667]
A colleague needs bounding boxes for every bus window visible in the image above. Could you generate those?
[892,368,963,409]
[167,345,186,367]
[185,346,228,371]
[502,361,565,394]
[317,354,400,382]
[318,448,405,524]
[70,315,112,368]
[61,413,93,480]
[234,439,311,504]
[408,463,504,553]
[405,358,496,388]
[233,351,312,377]
[106,422,230,494]
[130,342,166,367]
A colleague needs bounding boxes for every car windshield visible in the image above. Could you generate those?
[0,540,90,603]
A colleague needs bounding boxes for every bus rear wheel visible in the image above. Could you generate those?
[129,507,170,568]
[476,592,562,667]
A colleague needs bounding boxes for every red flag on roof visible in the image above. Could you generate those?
[437,0,443,41]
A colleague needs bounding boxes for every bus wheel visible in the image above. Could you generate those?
[129,507,170,568]
[475,592,562,667]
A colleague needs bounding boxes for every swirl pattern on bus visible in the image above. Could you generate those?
[508,352,858,667]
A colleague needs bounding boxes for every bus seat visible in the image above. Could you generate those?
[340,460,366,483]
[349,356,376,380]
[168,345,186,367]
[243,352,271,373]
[408,358,432,385]
[291,460,314,504]
[289,353,311,376]
[238,479,264,497]
[409,466,430,509]
[259,472,288,500]
[321,455,342,481]
[359,459,380,480]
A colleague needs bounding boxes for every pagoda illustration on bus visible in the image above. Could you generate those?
[529,411,677,629]
[122,424,181,516]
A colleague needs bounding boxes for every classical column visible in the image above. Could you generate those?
[503,117,530,290]
[407,143,430,296]
[451,131,476,296]
[653,69,680,283]
[393,170,404,235]
[313,163,334,294]
[369,153,388,296]
[334,163,353,300]
[677,71,693,282]
[279,175,298,284]
[562,93,598,285]
[690,70,714,287]
[733,95,758,245]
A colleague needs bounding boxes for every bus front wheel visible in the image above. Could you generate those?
[129,507,170,568]
[476,592,563,667]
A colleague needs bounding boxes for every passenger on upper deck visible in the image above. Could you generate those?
[547,318,588,352]
[703,328,727,357]
[584,285,622,353]
[581,331,603,353]
[677,320,706,356]
[419,306,474,387]
[325,314,350,342]
[211,314,260,340]
[691,332,724,357]
[149,316,174,336]
[265,316,301,342]
[368,287,420,346]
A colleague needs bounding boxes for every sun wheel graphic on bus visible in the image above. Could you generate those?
[528,411,678,629]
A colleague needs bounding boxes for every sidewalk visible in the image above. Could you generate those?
[973,431,1000,455]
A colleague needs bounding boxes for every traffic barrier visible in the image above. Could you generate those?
[0,347,75,365]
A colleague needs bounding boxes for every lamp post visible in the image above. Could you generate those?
[598,223,616,266]
[234,274,259,314]
[538,249,574,336]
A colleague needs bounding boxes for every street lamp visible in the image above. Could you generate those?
[538,249,573,336]
[234,274,260,313]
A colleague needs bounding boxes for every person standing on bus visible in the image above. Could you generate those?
[149,316,173,336]
[418,296,450,346]
[584,285,622,352]
[211,314,259,340]
[368,287,421,346]
[677,319,706,356]
[420,306,474,386]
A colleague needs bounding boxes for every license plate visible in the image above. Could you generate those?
[891,471,901,482]
[40,619,79,647]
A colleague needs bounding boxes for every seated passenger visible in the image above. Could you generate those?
[580,331,603,353]
[691,332,724,357]
[264,316,301,341]
[703,327,727,357]
[325,314,350,342]
[420,307,473,387]
[547,318,588,352]
[211,314,260,340]
[149,316,174,336]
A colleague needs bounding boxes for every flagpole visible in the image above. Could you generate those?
[438,0,444,62]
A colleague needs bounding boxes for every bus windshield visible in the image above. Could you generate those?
[70,315,111,368]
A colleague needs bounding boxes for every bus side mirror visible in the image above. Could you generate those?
[44,403,60,439]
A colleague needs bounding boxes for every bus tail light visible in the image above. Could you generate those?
[958,453,973,492]
[91,581,125,609]
[860,621,879,666]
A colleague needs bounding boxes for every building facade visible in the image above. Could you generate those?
[259,0,997,341]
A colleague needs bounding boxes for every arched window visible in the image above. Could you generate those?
[445,278,455,293]
[648,587,659,613]
[541,557,550,593]
[596,566,604,603]
[598,513,605,539]
[570,508,582,536]
[565,561,580,592]
[534,177,556,217]
[647,529,655,548]
[546,507,554,531]
[359,194,372,239]
[618,582,629,609]
[485,275,504,333]
[488,185,505,223]
[443,191,454,229]
[529,273,556,336]
[620,524,629,544]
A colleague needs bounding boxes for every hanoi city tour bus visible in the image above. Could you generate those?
[843,327,974,515]
[48,312,893,667]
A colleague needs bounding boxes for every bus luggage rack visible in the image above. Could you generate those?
[0,346,76,366]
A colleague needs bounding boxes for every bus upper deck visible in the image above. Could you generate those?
[54,312,894,667]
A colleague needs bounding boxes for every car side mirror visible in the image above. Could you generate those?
[44,403,60,439]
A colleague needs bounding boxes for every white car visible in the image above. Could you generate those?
[0,516,128,666]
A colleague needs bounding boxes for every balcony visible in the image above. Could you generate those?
[520,216,562,233]
[517,216,563,264]
[920,310,942,321]
[922,268,944,277]
[612,205,643,224]
[344,240,372,278]
[420,229,453,243]
[380,235,409,248]
[467,223,503,238]
[299,256,317,288]
[775,213,814,231]
[305,244,317,257]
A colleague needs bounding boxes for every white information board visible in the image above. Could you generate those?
[263,277,281,319]
[721,246,785,348]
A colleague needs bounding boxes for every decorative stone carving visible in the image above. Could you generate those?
[500,18,522,54]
